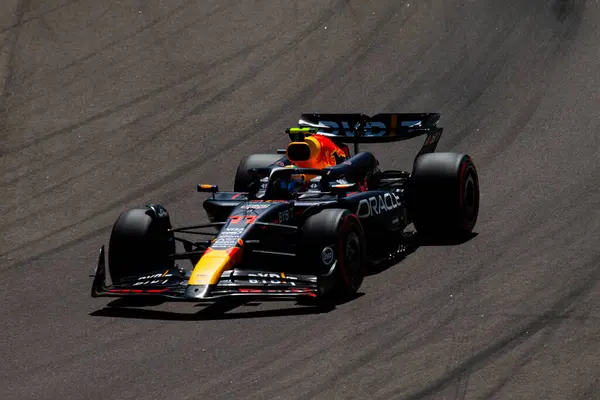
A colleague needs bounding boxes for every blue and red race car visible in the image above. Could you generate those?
[91,113,479,305]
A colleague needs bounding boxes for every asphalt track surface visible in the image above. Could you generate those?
[1,0,599,399]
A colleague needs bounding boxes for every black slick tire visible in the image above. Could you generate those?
[233,154,284,192]
[410,152,480,237]
[108,208,175,285]
[300,208,366,303]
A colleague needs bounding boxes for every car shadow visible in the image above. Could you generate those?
[89,305,331,321]
[364,231,479,277]
[88,293,364,321]
[415,231,479,247]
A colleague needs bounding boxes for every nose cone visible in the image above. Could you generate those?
[187,247,242,286]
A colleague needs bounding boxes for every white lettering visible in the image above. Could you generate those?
[316,120,389,137]
[133,279,169,286]
[138,273,172,280]
[356,193,401,218]
[247,273,297,285]
[369,197,378,214]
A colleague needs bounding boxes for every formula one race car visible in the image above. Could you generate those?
[91,113,479,305]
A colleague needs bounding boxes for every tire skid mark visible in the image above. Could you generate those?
[0,0,239,156]
[378,175,595,399]
[220,298,460,399]
[18,0,219,84]
[434,207,598,399]
[0,0,31,141]
[379,254,600,400]
[444,5,583,155]
[0,0,78,35]
[378,14,520,131]
[292,245,526,398]
[3,317,165,378]
[145,0,415,142]
[0,34,271,196]
[293,312,462,400]
[0,0,364,263]
[488,166,600,250]
[2,5,321,223]
[8,0,245,113]
[444,306,588,400]
[442,0,584,153]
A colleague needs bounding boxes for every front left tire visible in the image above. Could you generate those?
[300,208,367,303]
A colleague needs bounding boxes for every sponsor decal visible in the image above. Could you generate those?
[248,272,298,286]
[278,209,291,223]
[212,227,245,249]
[138,272,172,280]
[241,203,271,209]
[316,120,387,137]
[133,279,169,286]
[321,247,335,265]
[249,200,288,202]
[357,192,401,218]
[134,272,173,286]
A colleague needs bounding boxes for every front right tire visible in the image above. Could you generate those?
[108,207,175,285]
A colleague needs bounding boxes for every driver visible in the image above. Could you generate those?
[268,133,351,197]
[286,132,349,169]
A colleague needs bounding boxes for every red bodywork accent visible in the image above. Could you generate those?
[108,288,170,294]
[339,143,351,158]
[229,215,257,224]
[229,215,243,224]
[225,247,242,262]
[237,288,316,297]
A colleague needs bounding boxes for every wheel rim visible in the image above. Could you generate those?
[341,230,361,287]
[461,167,479,229]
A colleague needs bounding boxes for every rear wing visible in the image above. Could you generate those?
[288,113,444,156]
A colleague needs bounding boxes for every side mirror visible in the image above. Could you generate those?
[329,182,360,196]
[197,184,219,193]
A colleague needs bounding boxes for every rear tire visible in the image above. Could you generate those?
[108,207,175,285]
[300,209,366,303]
[233,154,284,192]
[410,152,480,237]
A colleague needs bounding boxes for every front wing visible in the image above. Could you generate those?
[91,246,319,301]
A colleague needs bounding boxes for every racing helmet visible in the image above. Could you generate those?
[286,134,348,169]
